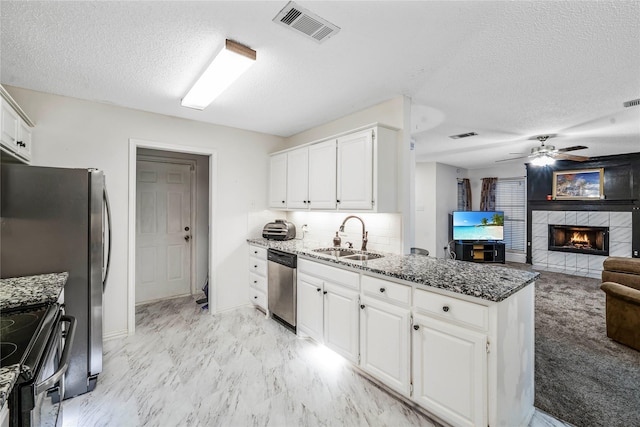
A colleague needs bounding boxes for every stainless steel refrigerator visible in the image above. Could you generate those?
[0,163,112,399]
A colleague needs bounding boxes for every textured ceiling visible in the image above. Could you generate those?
[1,1,639,169]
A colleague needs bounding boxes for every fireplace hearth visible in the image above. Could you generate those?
[548,224,609,256]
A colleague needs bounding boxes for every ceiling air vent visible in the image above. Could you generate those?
[273,1,340,43]
[449,132,478,139]
[623,98,640,108]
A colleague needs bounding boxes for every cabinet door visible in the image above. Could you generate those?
[360,296,410,396]
[286,147,309,209]
[269,153,288,208]
[308,139,337,209]
[323,282,359,363]
[337,130,373,210]
[297,272,324,342]
[17,121,32,161]
[412,314,487,427]
[1,100,19,148]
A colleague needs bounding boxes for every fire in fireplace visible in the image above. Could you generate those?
[548,224,609,256]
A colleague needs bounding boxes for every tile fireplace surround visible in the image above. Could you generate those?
[532,210,633,278]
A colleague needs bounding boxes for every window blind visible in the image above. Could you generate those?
[495,178,526,252]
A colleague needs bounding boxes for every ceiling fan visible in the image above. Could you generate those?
[497,135,590,165]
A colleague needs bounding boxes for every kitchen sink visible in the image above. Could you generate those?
[312,248,383,261]
[312,248,358,257]
[341,253,383,261]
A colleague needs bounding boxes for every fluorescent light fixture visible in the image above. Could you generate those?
[531,154,556,166]
[181,39,256,110]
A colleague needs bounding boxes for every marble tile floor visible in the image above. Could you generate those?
[62,296,573,427]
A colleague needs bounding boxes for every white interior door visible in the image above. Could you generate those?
[136,160,192,304]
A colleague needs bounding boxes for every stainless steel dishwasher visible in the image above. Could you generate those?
[267,249,297,332]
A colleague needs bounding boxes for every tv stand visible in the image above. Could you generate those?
[455,241,505,264]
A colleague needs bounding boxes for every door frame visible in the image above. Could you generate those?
[136,155,198,298]
[128,138,217,335]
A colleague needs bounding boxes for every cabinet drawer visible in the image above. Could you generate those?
[249,288,267,310]
[249,258,267,277]
[249,272,267,294]
[414,289,488,331]
[361,275,410,307]
[298,258,359,290]
[248,245,267,259]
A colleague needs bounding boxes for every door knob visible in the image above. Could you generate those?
[184,235,191,242]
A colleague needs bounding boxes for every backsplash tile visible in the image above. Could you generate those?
[285,211,403,254]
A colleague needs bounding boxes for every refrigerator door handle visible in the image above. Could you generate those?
[103,188,112,291]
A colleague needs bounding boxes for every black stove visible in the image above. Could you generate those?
[0,304,56,371]
[1,303,77,427]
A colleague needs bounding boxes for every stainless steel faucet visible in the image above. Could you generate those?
[338,215,368,251]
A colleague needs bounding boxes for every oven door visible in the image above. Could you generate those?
[17,315,76,427]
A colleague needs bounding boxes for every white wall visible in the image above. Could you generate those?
[7,86,285,339]
[415,162,466,258]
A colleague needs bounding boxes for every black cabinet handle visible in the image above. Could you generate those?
[323,291,328,295]
[442,306,450,312]
[254,265,258,268]
[282,200,285,204]
[303,200,307,204]
[379,288,386,293]
[336,199,341,203]
[360,304,365,309]
[253,280,257,284]
[316,288,321,292]
[413,325,420,330]
[254,296,258,299]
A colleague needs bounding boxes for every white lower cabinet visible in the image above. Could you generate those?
[248,245,268,311]
[294,257,534,427]
[297,272,324,343]
[359,294,410,396]
[323,281,359,363]
[412,313,487,427]
[296,259,360,363]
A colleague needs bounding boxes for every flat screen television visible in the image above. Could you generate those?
[452,211,504,241]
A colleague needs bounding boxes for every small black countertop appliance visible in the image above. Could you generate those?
[262,220,296,240]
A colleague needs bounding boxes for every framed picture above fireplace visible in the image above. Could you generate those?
[552,168,604,200]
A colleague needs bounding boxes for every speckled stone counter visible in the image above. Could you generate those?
[0,272,68,310]
[0,365,20,409]
[247,238,539,302]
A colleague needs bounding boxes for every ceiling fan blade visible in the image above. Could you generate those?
[495,155,528,162]
[557,145,588,153]
[554,153,590,161]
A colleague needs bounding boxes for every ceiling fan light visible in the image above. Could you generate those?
[181,39,256,110]
[531,154,556,166]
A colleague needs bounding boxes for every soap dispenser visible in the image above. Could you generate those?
[333,232,342,247]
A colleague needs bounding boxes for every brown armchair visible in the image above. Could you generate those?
[601,257,640,351]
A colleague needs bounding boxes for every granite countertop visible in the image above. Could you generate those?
[0,272,68,310]
[0,365,20,409]
[247,238,539,303]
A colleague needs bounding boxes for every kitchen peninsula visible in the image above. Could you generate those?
[248,238,539,427]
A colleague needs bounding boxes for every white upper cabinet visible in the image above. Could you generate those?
[337,129,374,210]
[268,152,288,209]
[308,139,337,209]
[268,123,398,212]
[1,98,33,163]
[286,146,309,209]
